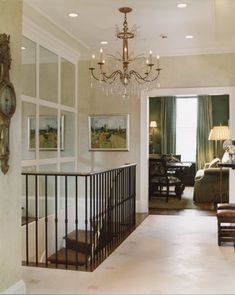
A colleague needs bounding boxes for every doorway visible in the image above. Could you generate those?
[139,87,233,214]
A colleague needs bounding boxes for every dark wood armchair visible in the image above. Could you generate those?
[149,158,183,202]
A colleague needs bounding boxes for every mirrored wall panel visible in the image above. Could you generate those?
[21,36,77,178]
[21,37,36,97]
[61,110,75,158]
[21,165,36,220]
[39,46,58,103]
[39,106,58,159]
[22,102,36,160]
[38,164,58,217]
[60,162,76,210]
[61,58,75,107]
[61,162,75,172]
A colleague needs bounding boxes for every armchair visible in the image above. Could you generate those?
[149,158,183,202]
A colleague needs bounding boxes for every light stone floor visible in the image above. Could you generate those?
[22,215,235,294]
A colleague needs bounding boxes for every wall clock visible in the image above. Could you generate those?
[0,34,16,174]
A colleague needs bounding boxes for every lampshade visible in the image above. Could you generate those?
[150,121,157,128]
[208,126,230,140]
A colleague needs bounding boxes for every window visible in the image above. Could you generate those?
[176,97,197,162]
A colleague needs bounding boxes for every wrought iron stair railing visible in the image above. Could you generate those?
[21,163,136,271]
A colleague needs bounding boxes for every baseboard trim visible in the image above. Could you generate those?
[136,200,148,213]
[1,280,26,294]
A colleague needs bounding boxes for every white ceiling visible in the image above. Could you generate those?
[24,0,235,57]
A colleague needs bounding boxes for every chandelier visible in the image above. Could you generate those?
[89,7,162,97]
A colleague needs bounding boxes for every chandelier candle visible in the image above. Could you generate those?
[99,48,103,63]
[91,54,96,68]
[157,55,160,68]
[89,7,162,96]
[149,50,153,65]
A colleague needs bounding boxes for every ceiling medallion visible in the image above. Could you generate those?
[89,7,162,98]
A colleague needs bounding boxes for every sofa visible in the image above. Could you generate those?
[193,165,229,203]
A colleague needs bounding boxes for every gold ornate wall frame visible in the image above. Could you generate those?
[0,34,16,174]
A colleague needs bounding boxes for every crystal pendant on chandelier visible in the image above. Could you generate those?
[89,7,162,97]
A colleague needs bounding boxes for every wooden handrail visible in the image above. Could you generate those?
[22,162,137,177]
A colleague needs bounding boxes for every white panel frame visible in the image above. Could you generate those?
[21,18,79,172]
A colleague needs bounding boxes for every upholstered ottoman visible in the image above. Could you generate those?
[217,209,235,246]
[217,203,235,210]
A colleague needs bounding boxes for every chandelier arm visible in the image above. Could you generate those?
[89,68,104,82]
[107,78,119,85]
[143,70,161,82]
[104,73,121,85]
[129,71,146,84]
[130,69,161,83]
[103,70,123,81]
[150,70,161,82]
[129,70,149,81]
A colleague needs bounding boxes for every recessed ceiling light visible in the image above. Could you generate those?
[177,3,187,8]
[68,12,78,18]
[160,34,168,39]
[185,35,194,39]
[100,41,108,45]
[21,46,26,50]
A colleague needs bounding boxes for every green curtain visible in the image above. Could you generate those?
[196,95,214,169]
[160,96,176,154]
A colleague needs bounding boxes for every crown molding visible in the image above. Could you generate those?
[24,2,90,51]
[23,17,80,63]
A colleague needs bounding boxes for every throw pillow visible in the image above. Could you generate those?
[208,158,220,168]
[222,152,230,163]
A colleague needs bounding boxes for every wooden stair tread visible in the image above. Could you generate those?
[64,223,131,254]
[48,248,87,266]
[65,230,92,244]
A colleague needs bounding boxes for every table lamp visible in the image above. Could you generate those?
[208,125,230,158]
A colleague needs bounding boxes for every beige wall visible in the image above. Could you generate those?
[77,60,141,200]
[77,52,235,208]
[158,53,235,88]
[0,0,23,292]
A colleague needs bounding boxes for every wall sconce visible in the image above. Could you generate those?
[150,121,157,128]
[149,121,157,154]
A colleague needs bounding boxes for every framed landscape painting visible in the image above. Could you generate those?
[28,116,64,150]
[88,114,130,151]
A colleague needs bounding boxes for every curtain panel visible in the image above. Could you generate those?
[196,95,214,169]
[160,96,176,154]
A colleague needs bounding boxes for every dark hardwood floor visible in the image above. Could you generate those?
[149,208,216,216]
[148,185,216,216]
[136,213,148,225]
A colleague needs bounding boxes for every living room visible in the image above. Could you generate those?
[148,93,230,212]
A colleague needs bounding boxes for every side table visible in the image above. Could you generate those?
[217,163,235,245]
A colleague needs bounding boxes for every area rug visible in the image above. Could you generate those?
[149,186,215,210]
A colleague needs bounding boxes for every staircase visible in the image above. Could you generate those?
[47,222,128,269]
[22,163,137,271]
[48,230,92,267]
